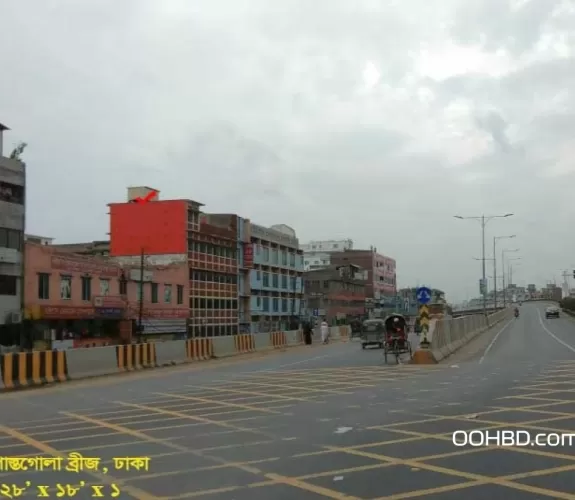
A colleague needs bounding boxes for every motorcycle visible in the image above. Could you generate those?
[514,309,519,318]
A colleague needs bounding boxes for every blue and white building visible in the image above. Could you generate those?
[247,223,304,333]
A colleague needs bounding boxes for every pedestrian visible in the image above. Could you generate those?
[321,319,330,344]
[303,320,313,345]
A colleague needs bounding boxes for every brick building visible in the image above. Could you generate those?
[303,264,366,322]
[23,242,188,346]
[330,247,396,299]
[108,187,240,337]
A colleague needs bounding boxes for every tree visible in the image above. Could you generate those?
[9,142,27,160]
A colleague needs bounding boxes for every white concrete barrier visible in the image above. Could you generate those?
[66,345,119,379]
[155,339,187,366]
[430,308,511,362]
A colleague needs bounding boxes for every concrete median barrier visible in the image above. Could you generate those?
[67,346,118,378]
[0,326,354,391]
[412,308,511,364]
[0,350,69,390]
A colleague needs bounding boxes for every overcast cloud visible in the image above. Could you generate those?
[1,0,574,301]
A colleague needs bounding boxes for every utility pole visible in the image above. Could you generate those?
[454,213,513,317]
[481,215,486,314]
[502,254,506,307]
[493,235,516,309]
[138,247,144,336]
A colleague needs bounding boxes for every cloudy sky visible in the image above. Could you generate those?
[1,0,574,301]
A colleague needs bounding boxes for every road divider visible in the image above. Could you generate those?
[412,308,512,364]
[0,325,352,392]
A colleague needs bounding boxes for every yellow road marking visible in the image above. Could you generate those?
[186,384,320,402]
[215,379,353,395]
[152,392,284,414]
[62,411,361,500]
[0,425,156,500]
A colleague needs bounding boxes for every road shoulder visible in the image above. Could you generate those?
[438,317,513,365]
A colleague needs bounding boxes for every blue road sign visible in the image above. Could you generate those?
[416,286,432,304]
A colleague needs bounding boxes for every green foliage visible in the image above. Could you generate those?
[559,297,575,311]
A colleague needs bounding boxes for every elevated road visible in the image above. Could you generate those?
[1,302,575,499]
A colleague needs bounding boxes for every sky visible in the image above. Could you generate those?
[1,0,574,302]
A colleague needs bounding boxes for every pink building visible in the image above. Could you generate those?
[24,243,189,344]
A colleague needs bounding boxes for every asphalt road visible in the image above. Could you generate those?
[1,302,575,499]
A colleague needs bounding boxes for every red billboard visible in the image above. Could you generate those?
[109,200,188,256]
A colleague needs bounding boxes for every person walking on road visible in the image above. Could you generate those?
[302,320,313,345]
[321,319,330,344]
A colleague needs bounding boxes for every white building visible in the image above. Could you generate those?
[301,239,353,271]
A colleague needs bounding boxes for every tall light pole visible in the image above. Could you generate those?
[508,258,521,287]
[454,213,514,315]
[501,249,520,306]
[493,235,516,309]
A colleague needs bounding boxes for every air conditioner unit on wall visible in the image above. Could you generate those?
[7,311,22,324]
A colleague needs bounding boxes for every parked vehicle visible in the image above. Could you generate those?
[360,319,385,349]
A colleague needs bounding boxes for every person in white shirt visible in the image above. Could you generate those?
[321,320,330,344]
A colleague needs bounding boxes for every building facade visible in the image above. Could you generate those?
[330,247,396,299]
[249,223,304,332]
[109,187,239,337]
[301,239,353,271]
[0,122,25,333]
[24,242,188,345]
[303,264,366,322]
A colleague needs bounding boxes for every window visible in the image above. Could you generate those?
[282,298,288,312]
[272,274,278,288]
[99,279,109,296]
[151,283,158,303]
[290,253,295,266]
[272,298,279,312]
[136,282,143,302]
[60,276,72,300]
[262,297,269,311]
[177,285,183,304]
[256,270,261,280]
[263,273,269,287]
[0,228,22,250]
[0,275,17,296]
[263,247,269,261]
[281,275,287,289]
[0,181,24,204]
[164,284,172,303]
[38,273,49,299]
[119,277,127,295]
[256,297,261,307]
[81,277,91,301]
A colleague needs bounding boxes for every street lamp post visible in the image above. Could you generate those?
[493,235,516,309]
[501,250,520,306]
[508,258,521,287]
[455,213,514,316]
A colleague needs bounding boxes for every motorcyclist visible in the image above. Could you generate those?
[514,307,519,317]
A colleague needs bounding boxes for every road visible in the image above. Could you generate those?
[1,302,575,499]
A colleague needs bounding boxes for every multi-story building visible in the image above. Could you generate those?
[330,247,396,299]
[303,264,366,322]
[24,242,188,345]
[51,239,110,257]
[249,223,304,332]
[0,122,25,337]
[108,187,239,337]
[301,239,353,271]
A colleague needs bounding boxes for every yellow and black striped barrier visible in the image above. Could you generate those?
[0,351,69,390]
[115,343,156,371]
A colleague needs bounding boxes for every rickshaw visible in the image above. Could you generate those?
[383,313,413,364]
[360,319,385,349]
